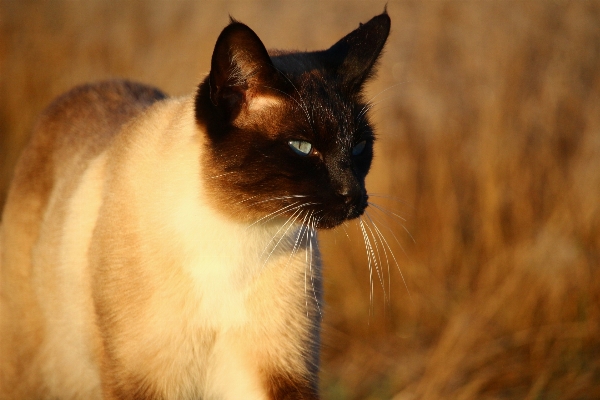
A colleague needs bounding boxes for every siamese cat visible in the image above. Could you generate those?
[0,10,390,400]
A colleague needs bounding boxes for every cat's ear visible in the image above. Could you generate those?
[209,20,276,119]
[321,11,391,92]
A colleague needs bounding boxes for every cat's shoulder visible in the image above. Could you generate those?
[8,80,168,198]
[43,80,167,120]
[34,80,168,145]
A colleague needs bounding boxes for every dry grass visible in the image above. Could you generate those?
[1,1,599,399]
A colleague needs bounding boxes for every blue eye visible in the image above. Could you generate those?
[352,140,367,156]
[288,140,313,156]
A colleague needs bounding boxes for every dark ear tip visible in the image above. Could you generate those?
[358,10,391,37]
[220,20,254,37]
[374,10,391,30]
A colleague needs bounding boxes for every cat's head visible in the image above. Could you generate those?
[195,11,390,230]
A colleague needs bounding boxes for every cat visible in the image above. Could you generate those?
[0,10,390,400]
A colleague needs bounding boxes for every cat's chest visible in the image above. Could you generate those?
[184,224,300,328]
[116,111,305,330]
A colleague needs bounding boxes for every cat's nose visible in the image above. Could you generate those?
[332,171,362,203]
[336,178,358,196]
[339,187,351,197]
[343,191,368,219]
[338,186,365,208]
[338,186,357,201]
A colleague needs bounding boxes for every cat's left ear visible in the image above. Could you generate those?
[208,20,277,120]
[321,10,391,92]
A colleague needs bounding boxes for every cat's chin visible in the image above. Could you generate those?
[316,217,358,230]
[315,207,366,230]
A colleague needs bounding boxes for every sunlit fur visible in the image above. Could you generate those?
[0,83,321,400]
[0,11,390,400]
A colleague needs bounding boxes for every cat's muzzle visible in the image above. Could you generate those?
[317,193,368,229]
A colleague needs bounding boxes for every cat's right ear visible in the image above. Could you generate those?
[208,21,276,120]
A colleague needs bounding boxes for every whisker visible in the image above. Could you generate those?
[362,215,387,303]
[368,202,415,245]
[273,71,314,127]
[209,171,236,179]
[241,194,309,206]
[365,213,392,305]
[288,209,309,264]
[260,207,303,265]
[235,194,261,205]
[259,202,320,227]
[367,212,413,300]
[262,82,313,131]
[356,88,424,140]
[341,223,352,242]
[308,216,322,318]
[359,101,396,122]
[357,80,419,119]
[358,218,375,316]
[357,99,381,122]
[368,202,407,222]
[247,200,318,228]
[247,201,301,228]
[369,193,413,208]
[303,211,315,317]
[367,208,408,257]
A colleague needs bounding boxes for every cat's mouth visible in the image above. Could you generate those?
[315,194,368,230]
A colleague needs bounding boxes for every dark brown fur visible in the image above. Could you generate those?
[196,12,390,229]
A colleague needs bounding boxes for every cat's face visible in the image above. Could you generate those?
[196,12,390,229]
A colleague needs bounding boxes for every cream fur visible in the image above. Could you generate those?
[0,91,320,399]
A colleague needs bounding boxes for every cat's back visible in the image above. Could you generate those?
[5,80,166,212]
[0,80,166,399]
[1,80,167,266]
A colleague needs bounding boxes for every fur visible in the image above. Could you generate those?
[0,11,389,399]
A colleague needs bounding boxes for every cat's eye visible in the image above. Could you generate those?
[288,140,313,156]
[352,140,367,156]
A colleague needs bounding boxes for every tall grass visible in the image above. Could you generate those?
[1,1,599,398]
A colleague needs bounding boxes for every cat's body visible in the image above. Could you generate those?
[0,12,389,400]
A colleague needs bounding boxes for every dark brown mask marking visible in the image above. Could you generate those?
[195,12,390,229]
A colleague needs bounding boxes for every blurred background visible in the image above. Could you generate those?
[1,1,599,398]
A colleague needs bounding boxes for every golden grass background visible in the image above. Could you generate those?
[1,1,599,398]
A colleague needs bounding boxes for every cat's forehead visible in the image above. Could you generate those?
[292,72,362,139]
[235,53,371,145]
[271,62,356,110]
[272,52,354,97]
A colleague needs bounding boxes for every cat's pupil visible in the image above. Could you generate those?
[288,140,312,156]
[352,140,366,156]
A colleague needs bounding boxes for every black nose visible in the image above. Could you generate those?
[338,186,352,197]
[339,191,358,208]
[340,190,368,219]
[337,180,361,198]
